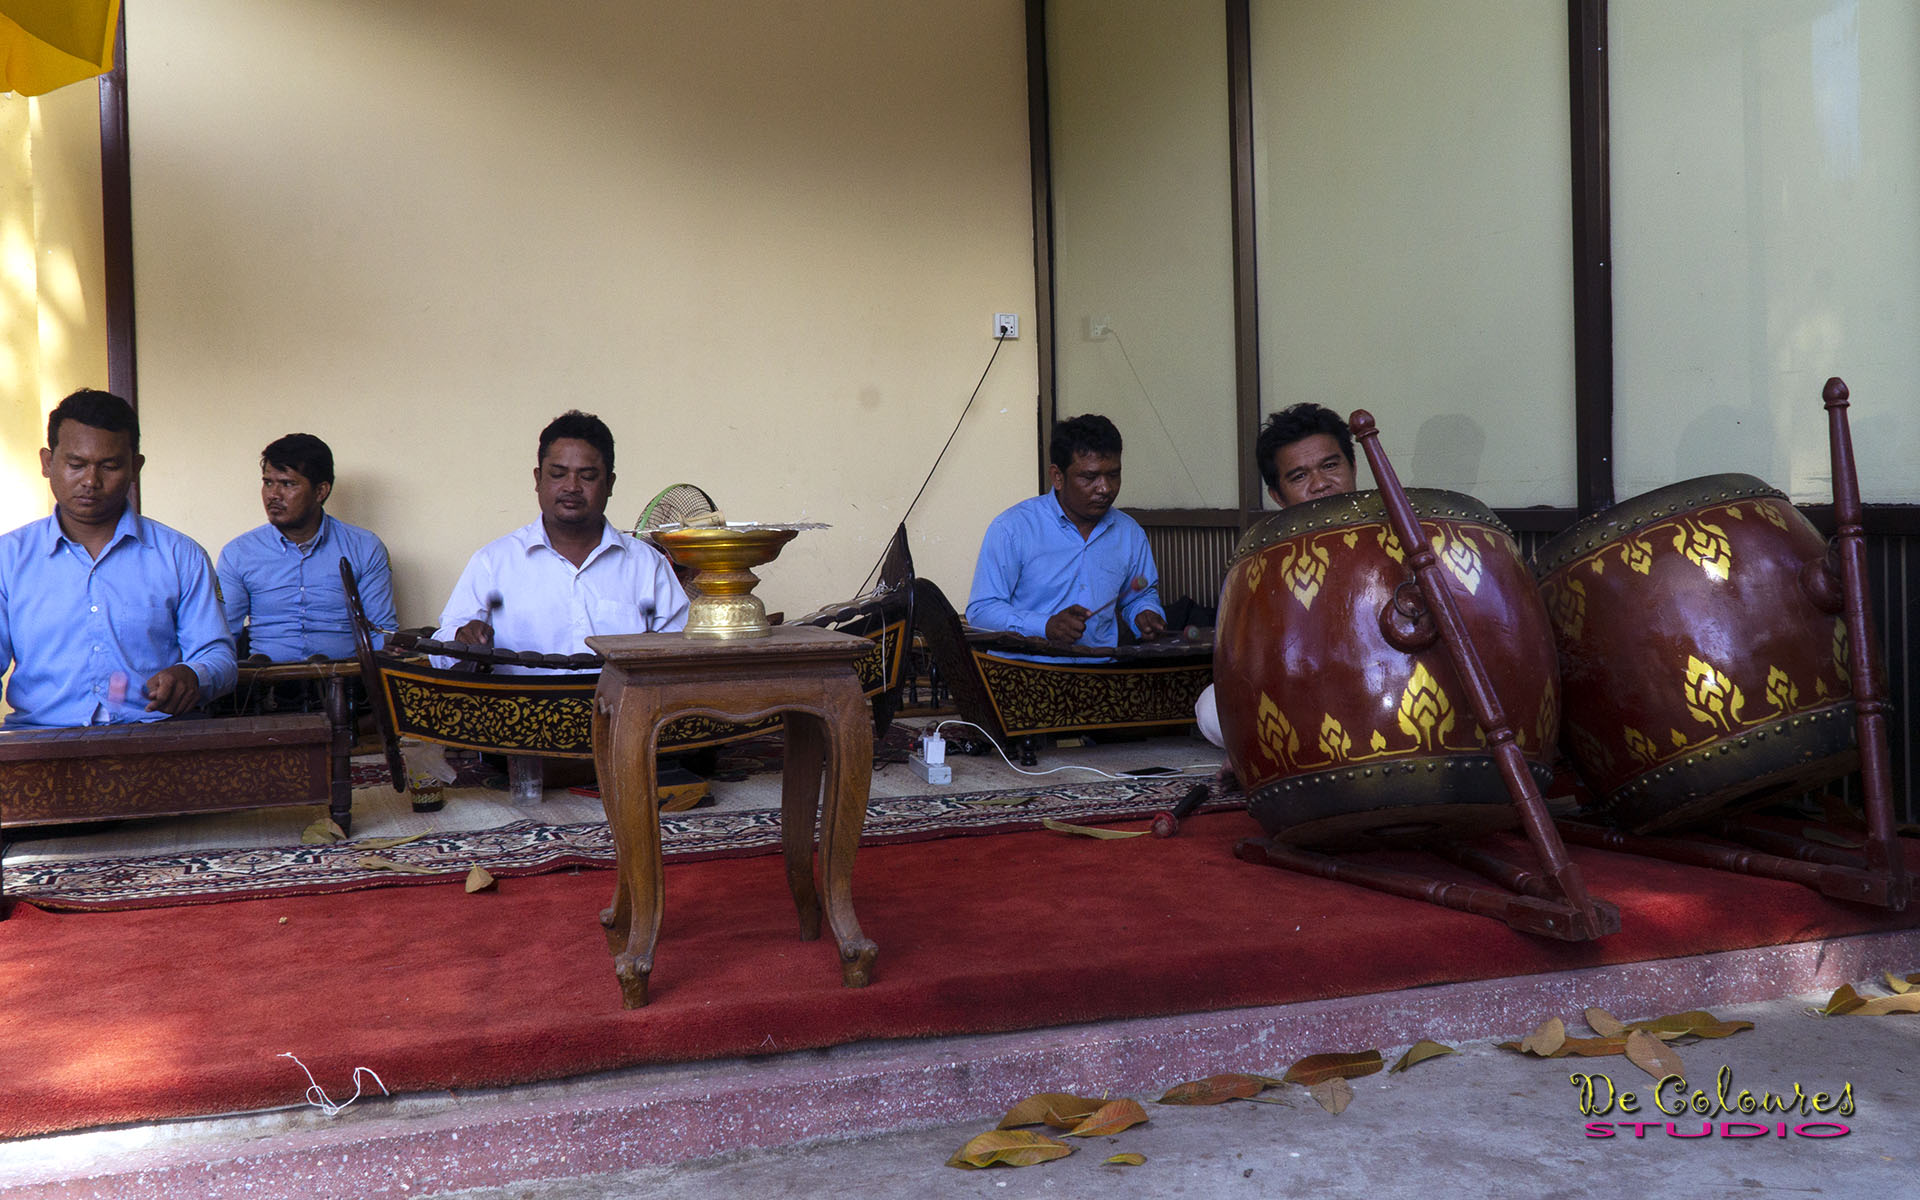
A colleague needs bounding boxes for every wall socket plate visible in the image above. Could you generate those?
[994,312,1019,338]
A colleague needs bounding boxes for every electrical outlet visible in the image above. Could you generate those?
[1088,315,1112,339]
[993,312,1020,339]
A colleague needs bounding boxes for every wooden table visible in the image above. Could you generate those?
[586,625,878,1008]
[234,659,360,832]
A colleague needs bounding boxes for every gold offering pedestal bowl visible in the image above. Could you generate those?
[650,525,802,638]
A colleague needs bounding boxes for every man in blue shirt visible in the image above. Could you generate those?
[0,389,236,729]
[217,433,398,661]
[967,414,1166,650]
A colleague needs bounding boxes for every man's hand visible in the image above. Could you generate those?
[453,619,495,647]
[1045,604,1091,646]
[144,664,203,715]
[1133,609,1168,639]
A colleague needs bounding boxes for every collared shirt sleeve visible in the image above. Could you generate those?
[215,538,251,639]
[430,546,498,668]
[175,538,238,700]
[0,545,14,696]
[352,534,399,649]
[965,511,1049,639]
[1117,524,1165,636]
[648,547,691,633]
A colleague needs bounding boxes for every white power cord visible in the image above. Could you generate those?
[929,718,1218,781]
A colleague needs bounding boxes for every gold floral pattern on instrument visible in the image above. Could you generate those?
[1280,543,1331,610]
[1376,528,1405,564]
[1396,662,1457,751]
[1534,684,1559,751]
[1832,619,1850,687]
[1763,666,1799,714]
[1757,501,1789,531]
[1618,538,1653,576]
[1672,519,1732,582]
[1546,577,1586,639]
[1622,725,1659,767]
[1317,713,1352,762]
[1568,721,1616,776]
[1431,531,1483,595]
[1257,692,1300,768]
[1682,655,1745,732]
[974,657,1211,738]
[1245,554,1267,594]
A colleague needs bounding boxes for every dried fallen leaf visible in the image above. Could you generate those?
[1624,1030,1684,1081]
[1624,1010,1754,1040]
[1559,1035,1636,1057]
[946,1130,1073,1169]
[1156,1074,1268,1105]
[356,855,439,875]
[1886,972,1914,995]
[1067,1099,1148,1137]
[1041,818,1146,840]
[1284,1050,1383,1086]
[1853,993,1920,1016]
[277,916,289,925]
[961,794,1038,808]
[1518,1017,1567,1057]
[1104,1153,1146,1167]
[1308,1077,1353,1114]
[1389,1040,1456,1073]
[1801,826,1864,849]
[356,833,432,851]
[464,866,497,893]
[1811,984,1867,1016]
[1584,1007,1626,1037]
[998,1093,1107,1130]
[301,817,346,844]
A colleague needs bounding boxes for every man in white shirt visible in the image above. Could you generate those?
[433,411,688,669]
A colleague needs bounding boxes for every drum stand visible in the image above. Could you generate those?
[1235,412,1620,942]
[1555,379,1909,911]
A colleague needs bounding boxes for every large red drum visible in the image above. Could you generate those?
[1216,489,1560,846]
[1534,473,1856,833]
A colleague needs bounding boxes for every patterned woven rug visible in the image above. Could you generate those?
[6,778,1240,912]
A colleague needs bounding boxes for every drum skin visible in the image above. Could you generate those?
[1534,474,1856,834]
[1216,489,1559,846]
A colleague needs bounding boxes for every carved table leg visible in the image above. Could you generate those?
[818,679,878,988]
[324,675,354,833]
[781,713,825,941]
[593,675,666,1007]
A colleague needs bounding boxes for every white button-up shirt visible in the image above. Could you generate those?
[431,519,688,673]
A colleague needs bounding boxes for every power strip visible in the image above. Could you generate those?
[910,731,952,785]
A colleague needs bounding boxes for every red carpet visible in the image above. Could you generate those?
[3,810,1916,1139]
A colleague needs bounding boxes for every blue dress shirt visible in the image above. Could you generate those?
[966,491,1163,650]
[217,514,398,660]
[0,507,238,729]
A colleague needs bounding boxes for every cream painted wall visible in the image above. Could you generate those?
[128,0,1037,625]
[1611,0,1920,503]
[1047,0,1237,510]
[0,83,109,534]
[1249,0,1576,510]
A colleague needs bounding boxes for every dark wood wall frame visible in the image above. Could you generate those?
[1225,0,1262,525]
[1024,0,1057,495]
[1567,0,1614,516]
[99,5,136,412]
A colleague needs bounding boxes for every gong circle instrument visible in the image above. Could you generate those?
[1534,473,1856,834]
[1215,488,1561,846]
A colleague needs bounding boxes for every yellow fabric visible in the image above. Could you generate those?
[1,0,120,97]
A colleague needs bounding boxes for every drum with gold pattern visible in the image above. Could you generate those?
[1534,473,1856,833]
[1216,489,1560,846]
